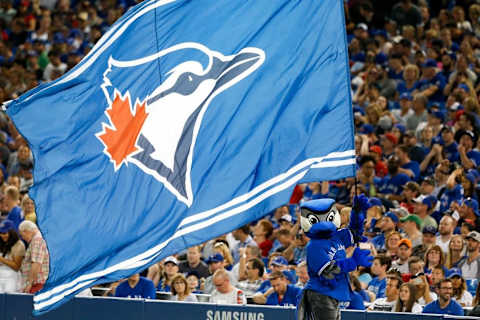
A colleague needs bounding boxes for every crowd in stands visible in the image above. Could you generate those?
[0,0,480,317]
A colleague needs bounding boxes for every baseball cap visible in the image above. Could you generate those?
[359,123,374,134]
[430,110,445,122]
[458,130,477,143]
[206,253,224,264]
[400,92,412,101]
[391,206,410,218]
[279,214,292,223]
[384,132,398,145]
[412,195,433,209]
[384,212,399,224]
[447,268,463,279]
[422,225,437,235]
[458,83,470,93]
[422,58,437,68]
[400,214,422,229]
[0,220,14,233]
[369,145,382,156]
[282,270,296,284]
[271,256,288,267]
[466,231,480,242]
[394,123,406,134]
[463,198,480,216]
[356,23,368,31]
[368,197,383,208]
[398,238,412,249]
[164,256,179,265]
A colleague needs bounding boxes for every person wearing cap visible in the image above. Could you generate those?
[379,132,398,159]
[412,225,438,259]
[459,231,480,281]
[422,279,464,315]
[459,197,480,223]
[400,214,423,247]
[439,126,459,163]
[412,194,438,230]
[251,255,290,304]
[0,219,25,293]
[395,144,420,181]
[415,58,447,104]
[202,253,237,294]
[448,268,473,307]
[406,94,428,132]
[157,256,180,292]
[458,129,480,170]
[115,273,156,299]
[392,239,413,274]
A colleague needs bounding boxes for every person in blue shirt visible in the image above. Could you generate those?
[115,273,156,299]
[4,186,23,231]
[458,130,480,170]
[266,271,302,307]
[367,255,391,300]
[422,279,464,315]
[395,144,420,181]
[415,59,446,104]
[439,127,459,163]
[296,197,373,320]
[375,156,411,201]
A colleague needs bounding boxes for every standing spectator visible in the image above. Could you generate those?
[436,215,455,255]
[18,220,48,293]
[265,271,301,307]
[392,239,412,274]
[395,283,423,313]
[3,186,23,231]
[0,219,24,292]
[367,255,391,300]
[422,279,464,316]
[170,274,198,302]
[115,273,156,299]
[231,225,257,264]
[236,257,264,296]
[178,246,210,279]
[369,274,401,311]
[448,268,473,307]
[459,231,480,280]
[210,269,246,305]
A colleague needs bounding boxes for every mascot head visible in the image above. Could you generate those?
[300,198,341,232]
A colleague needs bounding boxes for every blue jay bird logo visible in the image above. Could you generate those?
[96,42,265,206]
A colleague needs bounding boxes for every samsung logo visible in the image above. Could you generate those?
[206,310,265,320]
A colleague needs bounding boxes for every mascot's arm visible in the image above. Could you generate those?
[348,194,369,244]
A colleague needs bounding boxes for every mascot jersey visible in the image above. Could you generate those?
[304,222,354,302]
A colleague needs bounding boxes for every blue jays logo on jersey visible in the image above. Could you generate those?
[96,42,265,206]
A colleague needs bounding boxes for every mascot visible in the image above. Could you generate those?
[297,196,372,320]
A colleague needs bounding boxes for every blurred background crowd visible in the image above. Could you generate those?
[0,0,479,316]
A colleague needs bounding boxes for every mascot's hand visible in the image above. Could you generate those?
[352,247,373,267]
[353,194,369,212]
[350,195,368,233]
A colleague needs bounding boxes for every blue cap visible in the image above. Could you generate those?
[373,30,388,39]
[458,83,470,93]
[467,169,480,181]
[359,123,374,134]
[0,220,13,233]
[447,268,463,279]
[422,59,437,68]
[400,92,412,100]
[206,253,224,264]
[413,195,435,210]
[422,225,437,235]
[368,197,383,208]
[282,270,296,283]
[384,212,399,224]
[394,123,406,134]
[463,198,479,216]
[271,256,289,266]
[300,198,335,213]
[430,110,445,122]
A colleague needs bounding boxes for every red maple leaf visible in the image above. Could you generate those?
[98,92,148,169]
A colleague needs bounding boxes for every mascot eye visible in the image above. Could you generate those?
[326,211,336,222]
[308,215,319,225]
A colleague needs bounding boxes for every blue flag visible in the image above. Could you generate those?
[6,0,355,314]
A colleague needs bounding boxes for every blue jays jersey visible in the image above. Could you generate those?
[304,223,354,302]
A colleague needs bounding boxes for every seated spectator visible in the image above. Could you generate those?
[210,269,246,305]
[18,221,48,294]
[179,245,210,279]
[391,239,412,274]
[295,261,309,288]
[422,279,464,315]
[459,231,480,280]
[157,256,179,292]
[20,195,36,223]
[253,219,274,258]
[170,273,198,302]
[231,225,257,264]
[369,273,402,311]
[436,215,455,255]
[213,242,234,271]
[399,214,423,248]
[347,275,366,310]
[265,271,301,307]
[237,257,264,296]
[448,268,473,307]
[410,272,436,306]
[430,266,445,295]
[395,283,423,313]
[412,195,438,230]
[367,255,391,300]
[234,245,261,282]
[252,255,290,304]
[186,271,202,294]
[396,144,420,181]
[445,235,467,269]
[115,273,156,299]
[385,231,401,259]
[0,219,25,292]
[375,156,411,202]
[371,212,398,251]
[202,253,236,294]
[424,245,447,275]
[412,225,437,259]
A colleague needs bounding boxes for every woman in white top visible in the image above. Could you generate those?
[171,274,198,302]
[0,220,25,293]
[450,272,473,307]
[395,283,423,313]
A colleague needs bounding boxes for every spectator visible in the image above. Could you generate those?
[3,186,23,231]
[371,212,398,251]
[0,219,24,292]
[412,225,437,259]
[367,255,391,300]
[265,271,301,307]
[395,283,423,313]
[295,261,309,288]
[469,284,480,316]
[157,256,179,292]
[236,257,264,296]
[115,273,156,299]
[231,225,257,264]
[430,266,446,294]
[422,279,464,315]
[203,253,236,294]
[457,130,480,170]
[213,242,234,271]
[410,272,436,306]
[412,195,438,229]
[20,195,36,223]
[406,94,428,132]
[170,273,198,302]
[392,239,412,274]
[178,245,210,279]
[18,220,48,294]
[385,231,401,259]
[252,255,289,304]
[253,219,273,258]
[391,0,423,29]
[210,269,246,305]
[400,214,423,247]
[423,245,446,275]
[186,271,202,294]
[396,144,420,181]
[459,198,480,225]
[436,215,455,255]
[445,235,467,269]
[369,273,402,311]
[459,231,480,280]
[448,268,473,307]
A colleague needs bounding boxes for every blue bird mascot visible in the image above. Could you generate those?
[297,195,373,320]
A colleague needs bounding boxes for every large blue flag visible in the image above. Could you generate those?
[6,0,355,314]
